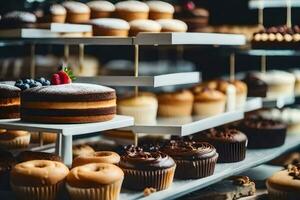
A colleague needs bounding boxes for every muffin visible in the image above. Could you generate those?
[0,150,16,190]
[129,19,161,36]
[66,163,124,200]
[16,151,62,163]
[0,11,36,29]
[0,130,30,149]
[267,164,300,199]
[73,144,95,158]
[193,88,226,118]
[240,116,287,149]
[242,73,268,97]
[119,145,176,191]
[161,140,218,179]
[194,128,247,163]
[115,0,149,21]
[0,83,21,119]
[156,19,188,32]
[72,151,120,168]
[62,1,91,23]
[146,1,174,20]
[30,132,57,144]
[157,90,194,117]
[118,93,158,124]
[36,4,66,23]
[90,18,130,36]
[87,0,115,19]
[11,160,69,200]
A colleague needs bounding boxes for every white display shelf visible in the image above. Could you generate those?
[120,135,300,200]
[262,95,295,108]
[134,32,246,46]
[243,97,263,112]
[76,72,201,87]
[249,0,300,9]
[239,49,300,56]
[129,110,244,136]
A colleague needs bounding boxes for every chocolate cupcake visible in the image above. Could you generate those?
[16,151,62,163]
[0,150,16,190]
[119,145,176,191]
[161,140,218,179]
[243,73,267,97]
[240,117,287,149]
[194,128,247,163]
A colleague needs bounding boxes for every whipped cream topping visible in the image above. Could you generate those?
[146,1,174,13]
[90,18,130,30]
[87,1,115,12]
[115,0,149,12]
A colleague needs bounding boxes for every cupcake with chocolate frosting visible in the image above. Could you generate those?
[161,140,218,179]
[119,145,176,191]
[194,128,247,163]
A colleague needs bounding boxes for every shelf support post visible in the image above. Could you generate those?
[64,45,70,65]
[61,135,73,166]
[79,44,85,74]
[229,53,235,82]
[30,44,36,78]
[261,55,267,73]
[258,0,264,27]
[38,132,44,147]
[55,133,62,156]
[134,45,139,96]
[287,0,292,28]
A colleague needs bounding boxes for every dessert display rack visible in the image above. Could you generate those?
[249,0,299,9]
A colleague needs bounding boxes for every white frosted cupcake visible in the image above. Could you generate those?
[62,1,91,23]
[156,19,188,32]
[129,19,161,36]
[146,1,174,20]
[115,0,149,21]
[90,18,130,36]
[87,0,115,18]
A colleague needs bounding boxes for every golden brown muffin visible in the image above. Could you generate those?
[62,1,90,23]
[157,90,194,117]
[87,0,115,19]
[115,0,149,21]
[129,19,161,36]
[147,1,174,20]
[72,151,120,168]
[0,130,30,149]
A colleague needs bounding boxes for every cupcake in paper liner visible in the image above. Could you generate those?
[66,163,123,200]
[10,160,69,200]
[266,164,300,200]
[0,130,30,149]
[160,140,218,179]
[119,145,176,191]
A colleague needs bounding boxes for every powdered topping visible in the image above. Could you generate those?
[115,0,149,12]
[130,19,161,31]
[87,1,115,12]
[146,1,174,13]
[90,18,130,30]
[62,1,90,13]
[156,19,188,32]
[0,83,20,92]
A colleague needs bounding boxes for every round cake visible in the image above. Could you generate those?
[0,83,20,119]
[20,83,116,123]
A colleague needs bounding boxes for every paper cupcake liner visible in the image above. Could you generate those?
[66,179,123,200]
[0,134,30,149]
[212,141,247,163]
[11,181,64,200]
[174,155,218,179]
[122,166,175,191]
[267,183,299,200]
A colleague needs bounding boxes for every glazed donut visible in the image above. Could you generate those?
[72,151,120,168]
[11,160,69,186]
[67,163,124,187]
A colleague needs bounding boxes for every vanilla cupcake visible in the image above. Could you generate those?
[157,90,194,117]
[0,130,30,149]
[129,19,161,36]
[115,0,149,21]
[37,4,66,23]
[193,88,226,118]
[90,18,130,36]
[67,163,124,200]
[62,1,91,23]
[118,93,158,124]
[87,0,115,19]
[146,1,174,20]
[156,19,188,32]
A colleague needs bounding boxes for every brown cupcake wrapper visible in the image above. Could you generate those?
[0,134,30,149]
[66,179,123,200]
[174,154,218,179]
[11,181,64,200]
[213,141,247,163]
[122,166,176,191]
[267,184,299,200]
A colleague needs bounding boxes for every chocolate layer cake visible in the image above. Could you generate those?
[0,83,20,119]
[21,83,116,123]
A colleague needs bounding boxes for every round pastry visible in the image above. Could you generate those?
[119,145,176,191]
[242,73,267,97]
[157,90,194,117]
[87,0,115,19]
[267,164,300,199]
[240,116,287,149]
[73,144,95,158]
[17,151,62,163]
[62,1,91,23]
[30,132,57,144]
[146,1,174,20]
[0,83,20,119]
[90,18,130,36]
[66,163,124,200]
[193,88,226,118]
[118,93,158,124]
[160,140,218,179]
[0,11,36,28]
[115,0,149,21]
[20,83,116,124]
[72,151,120,168]
[37,4,66,23]
[0,130,30,149]
[194,128,247,163]
[0,150,16,190]
[11,160,69,200]
[156,19,188,32]
[129,19,161,36]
